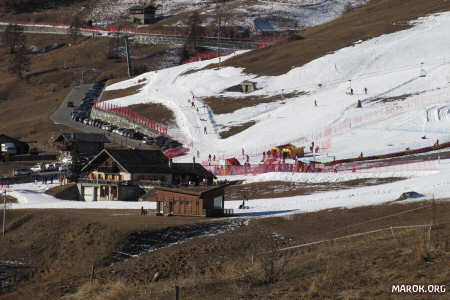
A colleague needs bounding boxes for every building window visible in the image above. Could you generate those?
[213,195,223,209]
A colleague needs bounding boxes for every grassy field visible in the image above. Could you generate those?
[0,201,448,299]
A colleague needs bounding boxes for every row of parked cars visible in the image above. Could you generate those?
[70,80,183,151]
[70,80,106,120]
[13,163,68,176]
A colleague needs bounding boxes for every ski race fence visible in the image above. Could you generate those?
[210,92,450,162]
[203,159,438,176]
[182,50,235,64]
[93,99,168,136]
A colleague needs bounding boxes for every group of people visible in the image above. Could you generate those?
[348,87,368,96]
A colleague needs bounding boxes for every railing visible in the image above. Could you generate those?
[95,167,120,173]
[204,208,234,217]
[78,178,131,185]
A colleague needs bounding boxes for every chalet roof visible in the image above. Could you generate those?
[81,149,215,178]
[81,149,169,173]
[55,133,109,144]
[129,4,156,11]
[154,184,228,197]
[241,80,256,84]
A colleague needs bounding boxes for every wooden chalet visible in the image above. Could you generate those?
[154,185,233,217]
[78,149,215,202]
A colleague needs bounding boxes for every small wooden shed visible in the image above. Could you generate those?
[128,4,157,24]
[154,185,233,217]
[240,80,256,93]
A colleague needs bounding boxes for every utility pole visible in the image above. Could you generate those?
[2,189,6,237]
[125,37,132,78]
[216,1,222,69]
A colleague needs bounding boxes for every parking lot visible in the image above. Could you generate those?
[51,82,183,152]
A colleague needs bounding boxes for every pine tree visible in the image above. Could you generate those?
[68,15,83,43]
[3,24,24,54]
[7,31,30,79]
[356,99,362,108]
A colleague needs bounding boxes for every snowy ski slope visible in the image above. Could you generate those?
[104,11,450,164]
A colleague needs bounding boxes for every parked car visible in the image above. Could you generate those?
[14,168,32,176]
[29,148,39,155]
[30,164,44,173]
[45,163,59,171]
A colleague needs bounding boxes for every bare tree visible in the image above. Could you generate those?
[2,24,24,54]
[68,15,83,43]
[180,12,204,62]
[8,35,30,79]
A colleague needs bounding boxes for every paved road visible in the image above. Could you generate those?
[50,85,158,150]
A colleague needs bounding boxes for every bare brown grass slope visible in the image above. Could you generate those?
[0,34,172,147]
[59,201,449,300]
[219,0,450,76]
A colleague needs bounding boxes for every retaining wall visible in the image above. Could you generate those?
[90,107,159,137]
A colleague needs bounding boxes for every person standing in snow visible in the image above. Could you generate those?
[246,154,250,164]
[208,154,211,161]
[350,88,354,95]
[364,87,368,94]
[213,154,216,161]
[242,147,245,158]
[314,99,318,107]
[196,150,200,158]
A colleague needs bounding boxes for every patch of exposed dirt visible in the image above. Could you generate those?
[128,103,176,126]
[370,92,423,103]
[225,177,405,200]
[219,121,256,139]
[203,91,306,115]
[100,84,145,102]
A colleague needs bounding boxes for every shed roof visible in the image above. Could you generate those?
[154,184,227,197]
[129,4,156,10]
[241,80,256,85]
[81,149,213,177]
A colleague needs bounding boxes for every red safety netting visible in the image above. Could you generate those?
[203,158,436,176]
[94,99,167,136]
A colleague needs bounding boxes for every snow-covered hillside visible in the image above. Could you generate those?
[104,11,450,164]
[90,0,369,31]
